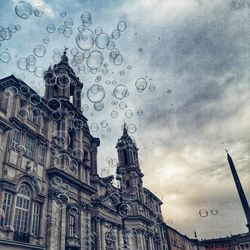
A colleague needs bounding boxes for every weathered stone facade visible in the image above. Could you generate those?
[0,51,170,250]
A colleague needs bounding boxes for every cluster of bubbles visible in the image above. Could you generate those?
[230,0,250,10]
[199,208,219,218]
[15,1,44,19]
[17,53,45,78]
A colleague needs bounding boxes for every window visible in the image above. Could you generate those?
[27,107,37,124]
[32,203,40,236]
[11,129,21,150]
[25,135,35,158]
[14,185,31,233]
[38,145,46,164]
[2,192,12,226]
[41,116,48,132]
[0,89,8,111]
[68,214,77,237]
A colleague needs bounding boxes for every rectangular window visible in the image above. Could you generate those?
[25,135,35,159]
[32,203,40,236]
[38,145,46,164]
[11,129,21,150]
[2,192,12,226]
[0,89,8,111]
[68,214,77,237]
[27,108,37,124]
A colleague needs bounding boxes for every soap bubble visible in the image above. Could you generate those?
[113,84,129,100]
[149,84,156,92]
[135,78,147,92]
[111,110,118,118]
[211,208,218,215]
[63,28,73,38]
[34,45,46,57]
[75,29,94,51]
[111,29,120,39]
[127,123,137,134]
[119,101,127,110]
[81,11,92,27]
[87,84,105,103]
[58,25,65,34]
[117,21,127,32]
[43,36,49,44]
[33,6,44,17]
[86,50,104,69]
[100,120,108,128]
[26,55,36,65]
[46,24,56,33]
[17,57,27,70]
[94,102,104,111]
[107,40,115,50]
[60,11,67,18]
[113,54,123,66]
[167,89,172,94]
[57,74,70,88]
[95,33,109,49]
[64,18,74,28]
[199,209,208,218]
[137,109,143,116]
[90,123,99,132]
[15,1,33,19]
[0,52,11,63]
[125,110,133,118]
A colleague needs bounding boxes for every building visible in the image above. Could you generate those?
[0,50,170,250]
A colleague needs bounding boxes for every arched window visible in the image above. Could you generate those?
[14,184,31,234]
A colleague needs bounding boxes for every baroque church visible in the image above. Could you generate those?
[0,50,171,250]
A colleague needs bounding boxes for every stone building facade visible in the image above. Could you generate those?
[0,51,170,250]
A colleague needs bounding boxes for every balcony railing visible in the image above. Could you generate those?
[13,231,30,243]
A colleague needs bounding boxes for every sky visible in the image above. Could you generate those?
[0,0,250,239]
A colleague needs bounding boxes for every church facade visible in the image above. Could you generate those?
[0,51,172,250]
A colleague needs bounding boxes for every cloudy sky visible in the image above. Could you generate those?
[0,0,250,239]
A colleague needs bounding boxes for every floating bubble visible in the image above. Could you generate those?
[8,24,17,33]
[26,55,36,65]
[86,50,104,69]
[117,21,127,32]
[81,11,92,27]
[127,65,132,70]
[125,110,133,118]
[0,52,11,63]
[90,123,99,132]
[58,25,65,34]
[113,84,129,100]
[47,98,61,111]
[199,209,208,218]
[113,54,123,66]
[46,24,56,33]
[95,27,103,35]
[95,33,109,49]
[15,1,33,19]
[119,101,127,110]
[107,40,115,50]
[63,28,73,38]
[60,11,67,18]
[135,78,147,92]
[137,109,143,116]
[64,18,74,28]
[70,48,79,56]
[100,120,108,128]
[34,45,46,57]
[94,102,104,111]
[26,64,36,72]
[149,84,156,92]
[29,94,42,106]
[211,208,218,215]
[112,80,117,85]
[57,74,70,88]
[167,89,172,94]
[33,6,44,17]
[120,70,125,76]
[111,29,120,39]
[20,85,30,94]
[82,104,89,111]
[111,110,118,118]
[87,84,105,103]
[75,29,94,51]
[43,36,49,44]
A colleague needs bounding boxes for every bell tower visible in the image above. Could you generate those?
[116,123,144,201]
[43,48,83,110]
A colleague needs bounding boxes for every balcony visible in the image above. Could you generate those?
[13,231,30,243]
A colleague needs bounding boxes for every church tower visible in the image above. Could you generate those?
[116,123,144,201]
[43,49,83,110]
